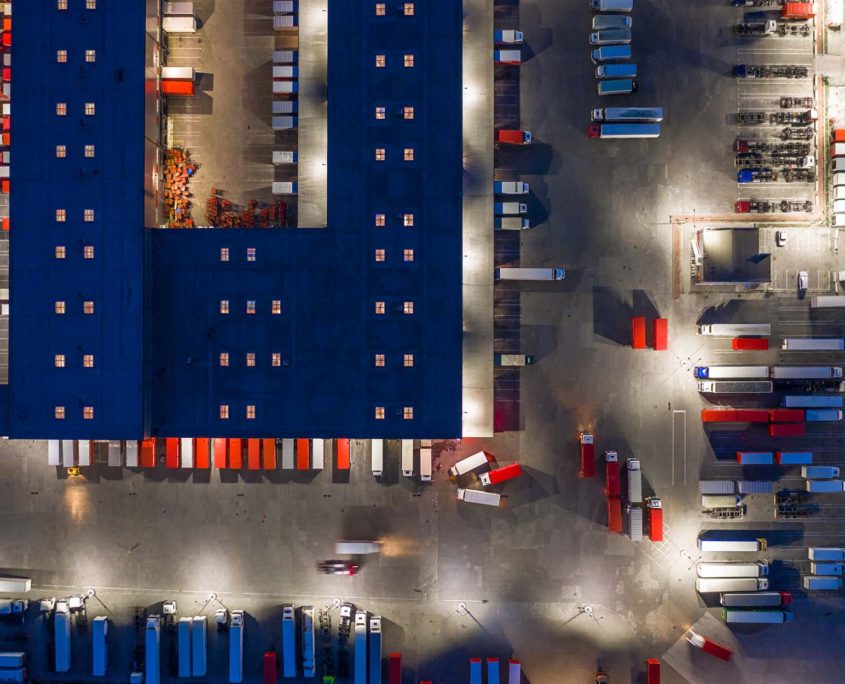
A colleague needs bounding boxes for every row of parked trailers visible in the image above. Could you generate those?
[0,2,10,214]
[47,438,433,479]
[270,2,298,196]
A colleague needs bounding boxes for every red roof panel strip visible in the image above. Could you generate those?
[195,438,210,469]
[229,439,242,469]
[296,438,310,470]
[247,439,261,470]
[165,438,179,468]
[336,439,350,470]
[631,316,646,349]
[262,438,276,469]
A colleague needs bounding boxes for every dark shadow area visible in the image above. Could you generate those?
[592,286,634,345]
[519,323,557,362]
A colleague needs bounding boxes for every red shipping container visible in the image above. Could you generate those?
[605,452,621,497]
[769,409,804,423]
[336,438,350,470]
[140,438,156,468]
[161,79,195,96]
[165,438,179,468]
[213,438,227,469]
[732,337,768,350]
[648,499,663,542]
[781,1,815,18]
[653,318,668,351]
[296,438,310,470]
[262,438,276,469]
[607,497,622,532]
[631,316,646,349]
[646,658,661,684]
[579,433,595,478]
[735,409,769,422]
[229,439,243,469]
[195,438,210,469]
[834,129,845,143]
[389,653,401,684]
[701,409,738,423]
[263,651,277,684]
[247,439,261,470]
[769,422,806,437]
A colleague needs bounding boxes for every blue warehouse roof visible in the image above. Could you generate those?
[9,0,463,440]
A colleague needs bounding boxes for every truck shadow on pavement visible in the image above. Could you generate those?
[592,286,633,345]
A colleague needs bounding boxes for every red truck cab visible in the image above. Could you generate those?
[579,433,595,478]
[496,129,533,144]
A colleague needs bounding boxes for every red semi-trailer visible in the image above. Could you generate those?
[732,337,768,350]
[607,497,623,532]
[479,462,524,486]
[653,318,668,351]
[647,498,663,542]
[605,451,621,497]
[579,433,595,478]
[495,129,533,144]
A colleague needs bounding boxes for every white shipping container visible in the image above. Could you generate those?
[696,578,768,593]
[77,440,91,466]
[274,15,297,29]
[628,506,643,541]
[0,578,30,592]
[834,171,845,186]
[162,2,193,15]
[161,66,195,81]
[163,16,197,33]
[457,488,501,506]
[702,495,742,508]
[125,441,138,467]
[698,538,765,552]
[273,80,298,94]
[108,440,122,467]
[61,440,75,467]
[402,439,414,477]
[274,0,295,12]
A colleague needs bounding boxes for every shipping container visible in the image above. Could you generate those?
[508,660,521,684]
[354,611,367,684]
[769,422,805,437]
[810,562,844,575]
[696,578,769,592]
[163,15,197,32]
[810,547,845,561]
[806,409,843,422]
[627,459,642,502]
[337,439,350,470]
[736,452,774,465]
[631,316,646,349]
[735,409,769,422]
[191,616,207,677]
[145,616,161,684]
[732,337,768,350]
[312,438,324,470]
[368,616,381,684]
[720,591,790,607]
[0,669,25,683]
[771,407,813,423]
[783,396,843,408]
[781,338,845,351]
[457,488,501,506]
[699,480,736,494]
[178,618,192,678]
[776,451,813,465]
[698,538,766,552]
[702,494,742,508]
[697,380,773,394]
[487,657,500,684]
[805,479,844,492]
[0,577,30,593]
[737,481,772,494]
[697,561,768,578]
[803,576,842,590]
[402,439,414,477]
[722,608,792,624]
[229,611,244,683]
[371,439,383,477]
[646,659,660,684]
[0,654,24,668]
[685,630,733,661]
[653,318,668,351]
[93,616,108,677]
[607,497,623,532]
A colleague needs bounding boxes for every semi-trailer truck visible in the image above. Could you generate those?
[191,616,207,677]
[301,607,315,679]
[494,354,535,367]
[770,366,843,379]
[494,29,524,44]
[697,323,771,336]
[368,616,382,684]
[229,611,244,683]
[805,479,844,492]
[495,267,566,281]
[781,338,845,351]
[722,609,792,624]
[803,576,842,590]
[282,605,296,678]
[354,610,367,684]
[696,578,769,593]
[697,561,769,578]
[494,181,529,195]
[776,451,813,464]
[698,538,767,552]
[591,107,664,122]
[494,202,527,215]
[55,601,72,673]
[495,129,533,144]
[494,217,531,230]
[805,465,841,483]
[810,562,843,575]
[694,366,769,379]
[178,618,192,678]
[587,123,660,139]
[697,380,773,393]
[809,547,845,561]
[720,591,791,607]
[145,616,161,684]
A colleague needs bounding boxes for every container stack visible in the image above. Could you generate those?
[804,547,844,590]
[161,65,195,97]
[831,128,845,226]
[163,148,197,228]
[163,1,197,34]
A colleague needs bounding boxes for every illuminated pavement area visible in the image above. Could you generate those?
[3,0,845,683]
